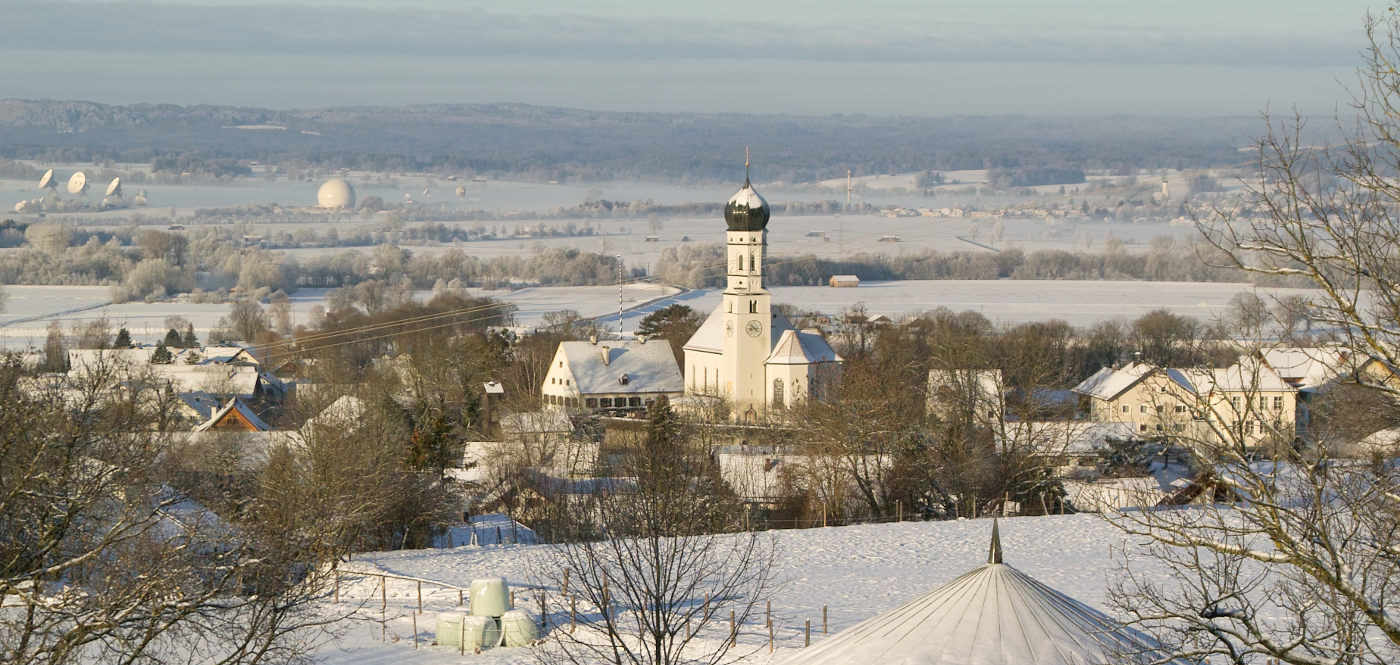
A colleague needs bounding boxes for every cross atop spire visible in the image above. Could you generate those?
[744,146,751,186]
[988,518,1003,564]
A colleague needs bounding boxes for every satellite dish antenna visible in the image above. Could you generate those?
[67,171,88,195]
[105,177,123,198]
[38,169,56,191]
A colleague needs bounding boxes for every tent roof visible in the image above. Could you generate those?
[784,523,1191,665]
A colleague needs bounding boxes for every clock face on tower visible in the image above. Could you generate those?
[746,320,762,337]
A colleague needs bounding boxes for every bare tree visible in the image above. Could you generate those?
[1109,10,1400,664]
[537,397,778,665]
[0,356,344,665]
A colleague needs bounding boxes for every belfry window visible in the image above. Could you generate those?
[773,378,784,404]
[749,300,757,313]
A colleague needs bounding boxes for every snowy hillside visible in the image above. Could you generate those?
[314,514,1158,665]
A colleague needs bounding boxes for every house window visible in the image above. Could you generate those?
[558,361,563,368]
[586,398,598,408]
[1231,397,1241,410]
[628,397,641,407]
[619,373,630,386]
[773,378,784,404]
[1245,420,1255,435]
[1121,405,1129,414]
[1140,405,1148,414]
[600,397,613,408]
[1158,385,1167,393]
[1139,424,1148,432]
[1174,405,1186,413]
[1155,405,1163,413]
[1273,396,1283,410]
[1259,397,1268,410]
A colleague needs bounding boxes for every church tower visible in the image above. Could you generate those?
[720,162,772,420]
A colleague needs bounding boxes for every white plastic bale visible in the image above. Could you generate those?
[470,576,512,617]
[500,609,539,646]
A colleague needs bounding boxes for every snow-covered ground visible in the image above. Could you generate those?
[0,279,1317,349]
[0,283,679,349]
[618,280,1321,332]
[313,514,1155,665]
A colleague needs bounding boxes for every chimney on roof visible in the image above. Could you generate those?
[589,335,598,345]
[601,346,611,366]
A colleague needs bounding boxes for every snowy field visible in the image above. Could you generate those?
[614,280,1323,332]
[312,514,1156,665]
[0,283,680,349]
[265,214,1198,273]
[0,280,1318,349]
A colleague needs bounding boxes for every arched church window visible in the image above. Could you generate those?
[750,252,756,272]
[749,300,757,314]
[773,378,784,405]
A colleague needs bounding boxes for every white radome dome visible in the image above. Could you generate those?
[317,179,356,209]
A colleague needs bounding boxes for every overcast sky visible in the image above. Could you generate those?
[0,0,1382,115]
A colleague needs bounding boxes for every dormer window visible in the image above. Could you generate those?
[619,373,630,385]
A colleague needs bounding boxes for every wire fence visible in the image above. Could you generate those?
[329,564,840,656]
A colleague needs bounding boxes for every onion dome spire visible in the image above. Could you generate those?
[725,147,770,232]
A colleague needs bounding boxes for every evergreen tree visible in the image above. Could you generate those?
[181,323,199,348]
[113,328,132,348]
[150,343,173,364]
[162,328,182,348]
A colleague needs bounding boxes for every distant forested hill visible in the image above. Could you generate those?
[0,99,1292,183]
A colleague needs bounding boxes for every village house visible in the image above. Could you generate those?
[541,337,683,412]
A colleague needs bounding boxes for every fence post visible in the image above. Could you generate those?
[539,590,547,627]
[460,616,466,655]
[458,588,463,606]
[333,571,339,603]
[380,575,386,611]
[821,504,827,528]
[495,525,502,543]
[563,569,569,596]
[729,610,736,647]
[412,611,418,650]
[822,605,827,634]
[570,594,577,633]
[768,621,774,653]
[805,619,811,646]
[416,580,422,614]
[896,499,902,522]
[766,600,771,628]
[511,589,516,609]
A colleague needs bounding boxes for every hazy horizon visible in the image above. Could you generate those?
[0,1,1382,116]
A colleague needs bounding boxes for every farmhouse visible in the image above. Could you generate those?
[541,338,683,412]
[828,274,859,288]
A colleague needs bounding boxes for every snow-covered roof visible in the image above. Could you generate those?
[1194,358,1291,394]
[558,339,683,395]
[1016,421,1142,455]
[1063,477,1171,512]
[501,410,573,434]
[1259,345,1357,392]
[766,329,841,365]
[195,398,272,432]
[684,307,796,355]
[175,391,221,421]
[1072,361,1154,400]
[786,523,1191,665]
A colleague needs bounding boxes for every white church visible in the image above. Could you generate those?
[540,170,841,421]
[680,172,842,421]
